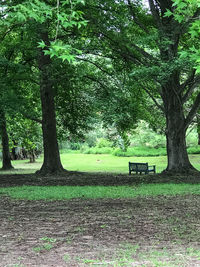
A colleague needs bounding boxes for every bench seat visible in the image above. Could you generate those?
[129,162,156,175]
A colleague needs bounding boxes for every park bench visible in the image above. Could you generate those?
[129,162,156,175]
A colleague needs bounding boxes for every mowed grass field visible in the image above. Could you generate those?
[0,153,199,174]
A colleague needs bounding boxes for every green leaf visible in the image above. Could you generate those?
[164,9,173,17]
[59,54,75,62]
[177,2,187,9]
[189,29,199,38]
[179,51,188,58]
[43,50,51,56]
[37,41,46,49]
[195,66,200,74]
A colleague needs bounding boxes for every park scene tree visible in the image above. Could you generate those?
[0,0,199,174]
[0,0,200,266]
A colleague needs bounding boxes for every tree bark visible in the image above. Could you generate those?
[197,115,200,145]
[162,81,197,173]
[165,114,194,172]
[37,26,65,175]
[0,111,14,170]
[160,62,200,172]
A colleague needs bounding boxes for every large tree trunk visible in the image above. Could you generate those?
[163,85,196,173]
[166,122,193,173]
[37,27,65,175]
[0,111,14,170]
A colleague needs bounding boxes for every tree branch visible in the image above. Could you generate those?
[99,32,154,66]
[182,74,200,103]
[76,56,114,76]
[136,78,164,112]
[0,23,24,42]
[127,0,149,33]
[143,86,164,112]
[185,92,200,129]
[83,51,116,60]
[180,69,195,91]
[84,74,105,85]
[148,0,162,27]
[21,113,42,124]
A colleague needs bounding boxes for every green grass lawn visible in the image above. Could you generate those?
[61,153,168,173]
[0,183,200,200]
[0,153,199,174]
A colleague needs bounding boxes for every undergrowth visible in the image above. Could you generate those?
[60,145,200,157]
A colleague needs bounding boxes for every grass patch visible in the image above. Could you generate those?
[69,243,200,267]
[0,153,199,174]
[0,184,200,200]
[60,153,168,173]
[187,146,200,154]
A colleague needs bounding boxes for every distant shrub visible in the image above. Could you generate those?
[186,127,198,147]
[113,146,200,157]
[61,144,199,157]
[130,121,166,148]
[113,147,167,157]
[80,144,90,153]
[187,146,200,154]
[82,147,113,154]
[69,142,82,150]
[96,138,113,148]
[59,141,81,151]
[60,149,80,154]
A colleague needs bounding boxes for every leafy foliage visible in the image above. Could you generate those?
[7,114,42,155]
[1,0,88,62]
[165,0,200,73]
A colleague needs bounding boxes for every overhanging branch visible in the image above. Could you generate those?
[144,88,164,112]
[76,56,114,76]
[84,75,109,91]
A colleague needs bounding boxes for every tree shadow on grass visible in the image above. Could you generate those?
[0,171,199,187]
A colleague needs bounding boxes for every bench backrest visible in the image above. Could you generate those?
[129,162,148,171]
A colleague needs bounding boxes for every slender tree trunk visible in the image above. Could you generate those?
[0,111,14,170]
[37,26,65,174]
[29,150,36,163]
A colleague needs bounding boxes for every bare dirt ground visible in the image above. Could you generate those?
[0,172,200,267]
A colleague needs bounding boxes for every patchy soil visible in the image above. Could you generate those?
[0,171,200,187]
[0,172,200,266]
